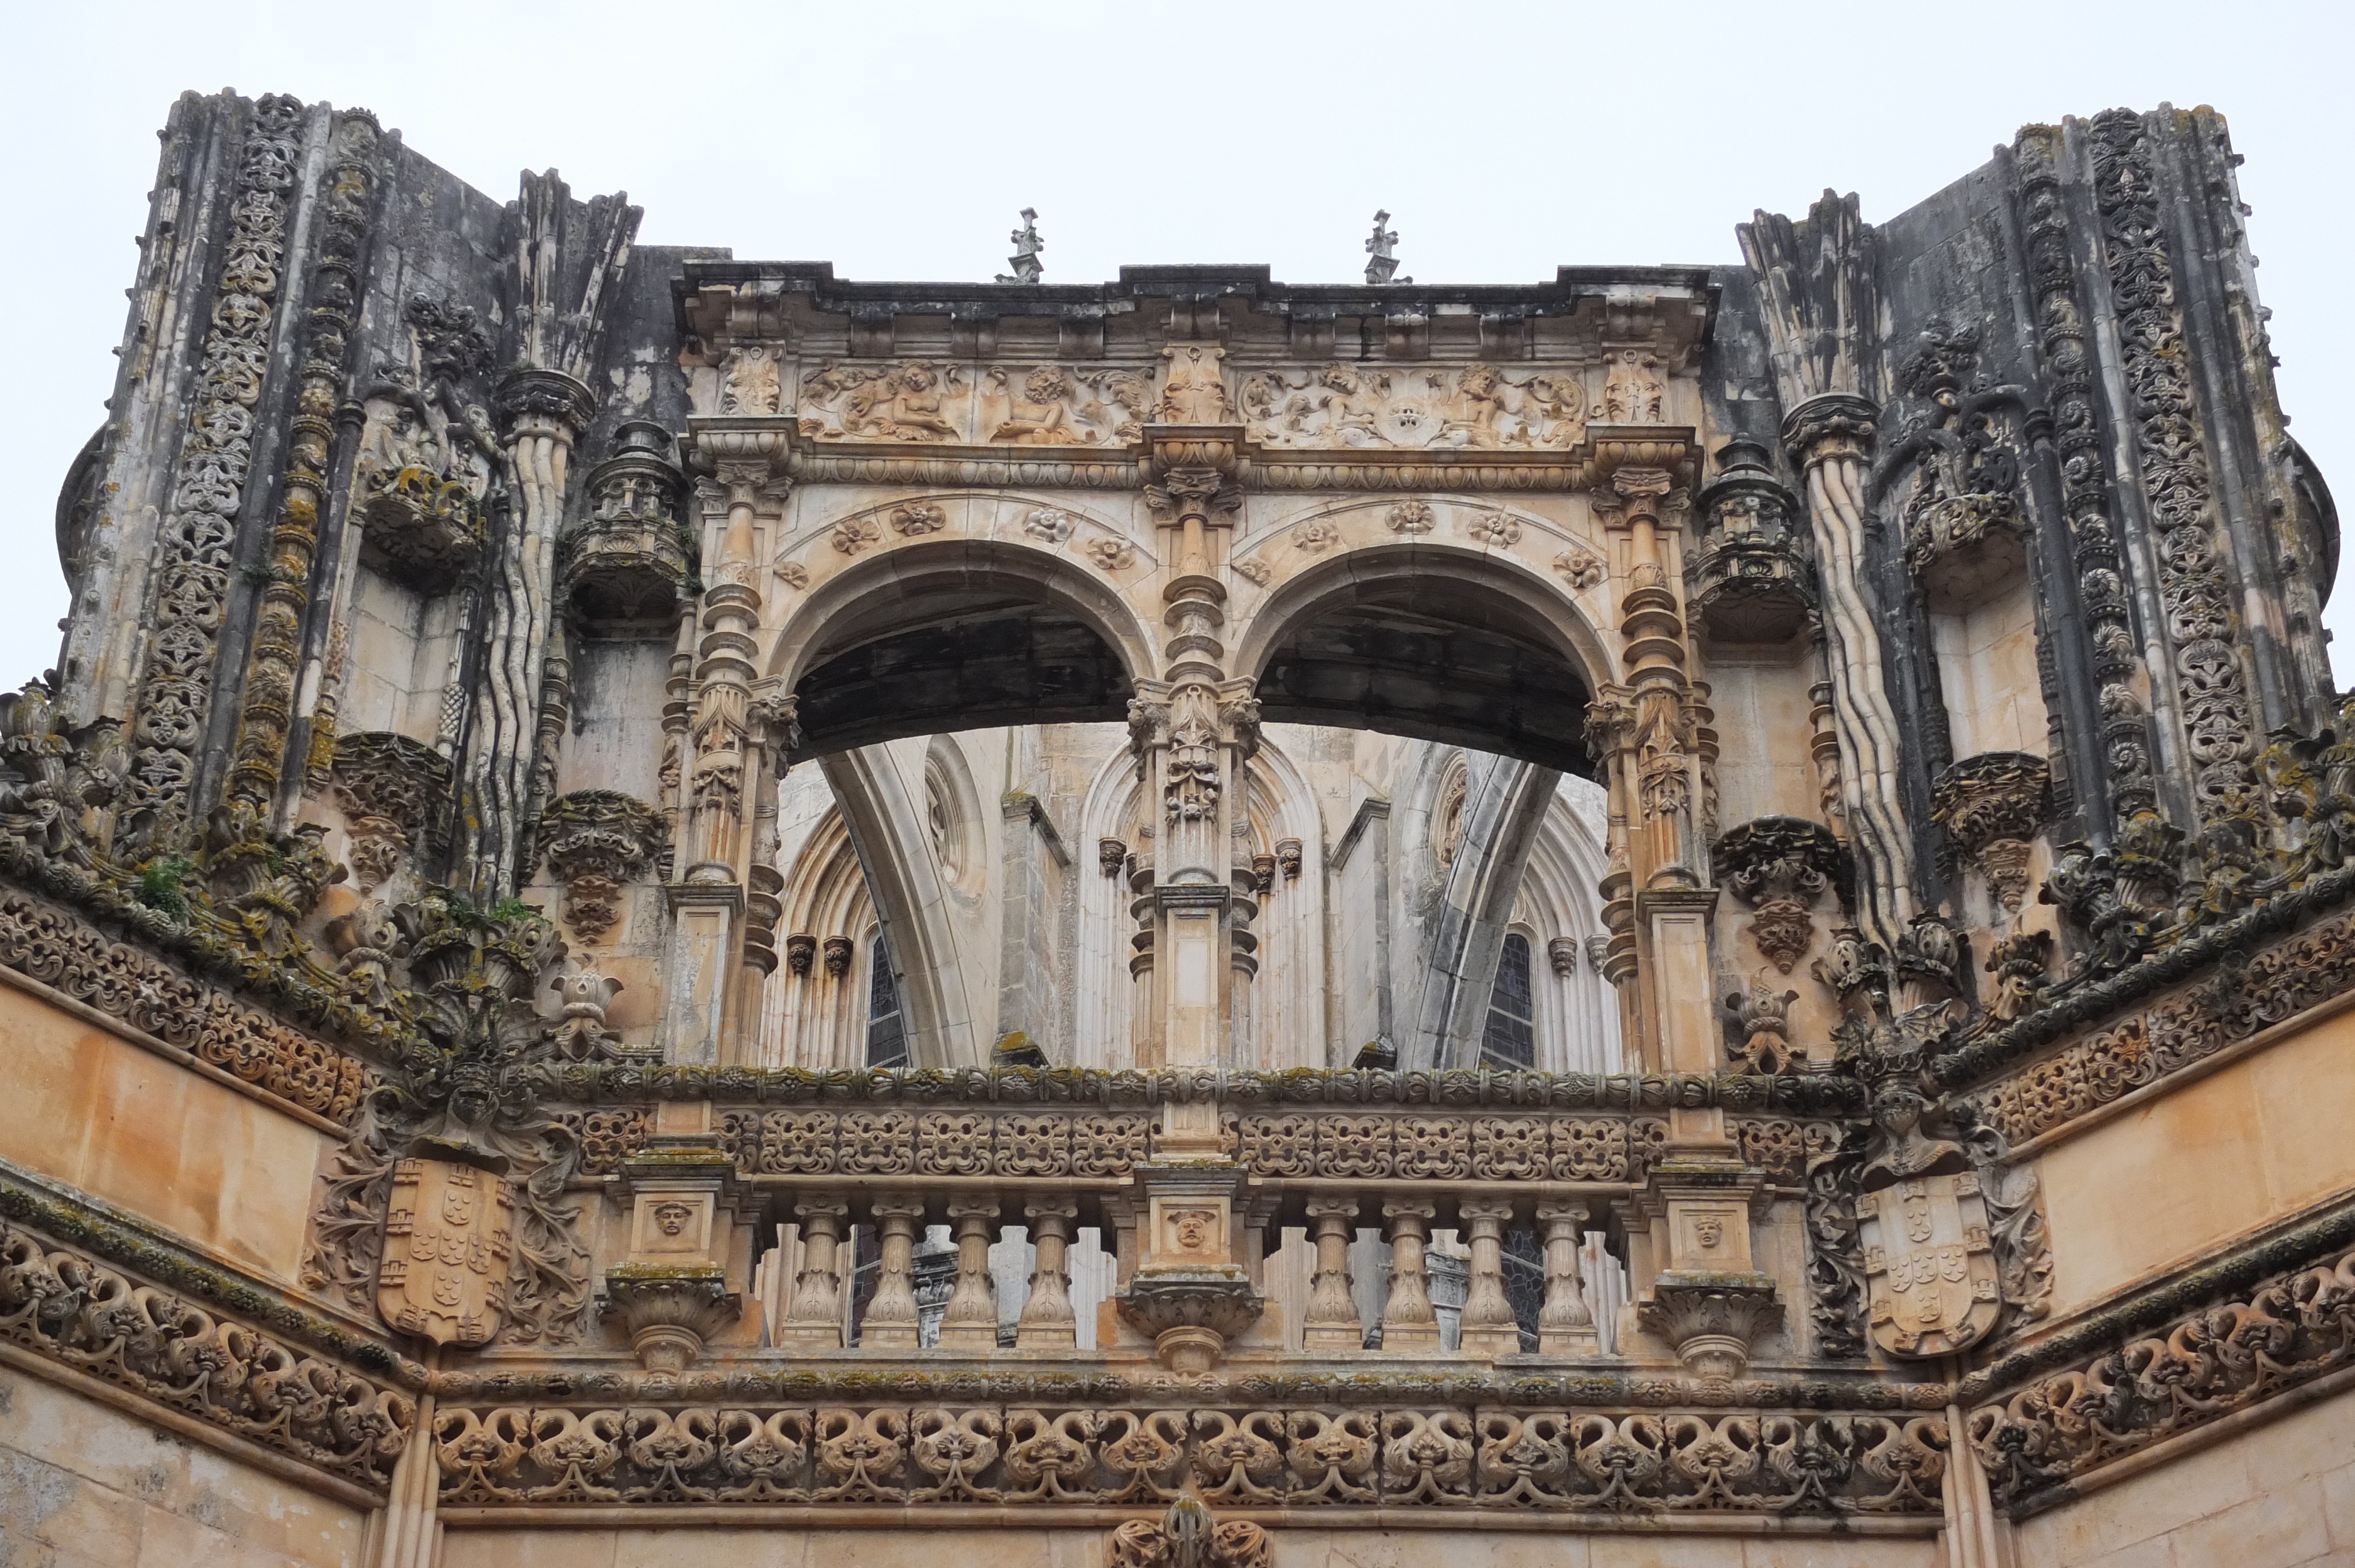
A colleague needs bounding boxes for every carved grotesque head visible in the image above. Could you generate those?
[654,1200,695,1238]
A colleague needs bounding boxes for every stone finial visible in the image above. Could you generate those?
[996,208,1043,284]
[1364,210,1408,285]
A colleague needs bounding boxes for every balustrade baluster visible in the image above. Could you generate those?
[778,1197,849,1350]
[1016,1199,1079,1349]
[1301,1197,1362,1353]
[1457,1200,1521,1358]
[1379,1199,1441,1354]
[861,1197,926,1350]
[1535,1202,1601,1354]
[937,1197,1001,1350]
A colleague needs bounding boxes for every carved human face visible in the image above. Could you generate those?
[1694,1215,1724,1248]
[1170,1209,1213,1253]
[654,1201,694,1238]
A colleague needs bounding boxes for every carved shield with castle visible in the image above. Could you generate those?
[1856,1171,2001,1358]
[378,1157,513,1347]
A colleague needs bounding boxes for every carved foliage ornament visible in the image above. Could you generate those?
[1932,752,2051,915]
[536,790,667,941]
[1713,816,1847,973]
[129,95,307,835]
[2089,110,2257,820]
[1,1215,407,1488]
[333,730,451,893]
[426,1397,1943,1513]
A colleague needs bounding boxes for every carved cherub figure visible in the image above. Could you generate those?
[987,366,1090,444]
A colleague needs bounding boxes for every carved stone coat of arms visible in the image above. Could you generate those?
[1856,1171,2001,1358]
[379,1157,514,1347]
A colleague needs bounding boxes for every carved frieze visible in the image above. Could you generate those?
[1239,362,1585,450]
[427,1396,1942,1513]
[0,1214,408,1490]
[1967,1212,2355,1509]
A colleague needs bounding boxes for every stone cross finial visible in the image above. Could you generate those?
[1364,209,1408,284]
[997,207,1043,284]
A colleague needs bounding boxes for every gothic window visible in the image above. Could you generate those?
[865,934,908,1067]
[1480,932,1536,1069]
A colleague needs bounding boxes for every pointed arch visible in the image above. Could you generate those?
[1238,728,1329,1069]
[820,740,990,1067]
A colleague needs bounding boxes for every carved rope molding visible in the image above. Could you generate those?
[0,1178,416,1498]
[1962,1198,2355,1517]
[0,883,379,1128]
[427,1400,1947,1517]
[1948,890,2355,1148]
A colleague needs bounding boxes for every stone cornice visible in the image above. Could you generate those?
[530,1062,1864,1112]
[1961,1190,2355,1517]
[0,1159,420,1384]
[1946,887,2355,1150]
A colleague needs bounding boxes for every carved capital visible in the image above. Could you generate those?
[1780,393,1878,471]
[1636,1280,1783,1381]
[601,1264,739,1373]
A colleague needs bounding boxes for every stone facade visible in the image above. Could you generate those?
[2,89,2347,1567]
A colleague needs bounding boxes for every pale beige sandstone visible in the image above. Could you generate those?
[0,985,333,1284]
[2032,1001,2355,1318]
[0,1365,367,1568]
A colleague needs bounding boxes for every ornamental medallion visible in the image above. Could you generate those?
[378,1157,513,1347]
[1856,1171,2000,1358]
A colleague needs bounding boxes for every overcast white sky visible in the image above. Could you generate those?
[7,1,2350,685]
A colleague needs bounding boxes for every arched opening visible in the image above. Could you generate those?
[1242,548,1605,780]
[774,542,1152,762]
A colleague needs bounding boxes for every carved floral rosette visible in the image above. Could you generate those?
[1857,1171,2001,1359]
